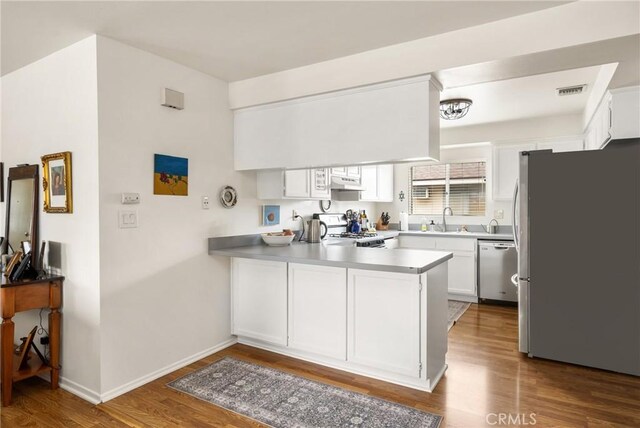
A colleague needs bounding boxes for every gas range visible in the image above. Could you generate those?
[328,232,379,240]
[314,213,387,248]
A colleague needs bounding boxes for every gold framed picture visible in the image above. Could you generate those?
[42,151,73,213]
[4,250,22,278]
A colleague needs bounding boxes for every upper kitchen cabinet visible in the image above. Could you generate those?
[536,139,584,153]
[360,164,394,202]
[332,164,394,202]
[585,87,640,150]
[234,75,441,170]
[585,92,612,151]
[609,87,640,142]
[493,143,536,201]
[258,168,331,200]
[493,138,584,201]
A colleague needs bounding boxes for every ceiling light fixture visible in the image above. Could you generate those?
[439,98,473,120]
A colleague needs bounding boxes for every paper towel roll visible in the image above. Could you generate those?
[399,212,409,231]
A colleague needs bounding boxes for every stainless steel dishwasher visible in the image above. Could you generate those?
[478,240,518,302]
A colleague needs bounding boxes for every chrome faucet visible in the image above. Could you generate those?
[442,207,453,232]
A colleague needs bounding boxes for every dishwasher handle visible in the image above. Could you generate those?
[480,242,515,250]
[511,274,519,287]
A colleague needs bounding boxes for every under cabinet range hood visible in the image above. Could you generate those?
[330,175,366,191]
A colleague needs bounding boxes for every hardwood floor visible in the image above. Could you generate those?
[2,304,639,427]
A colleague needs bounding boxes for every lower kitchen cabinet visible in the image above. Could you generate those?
[347,269,421,378]
[399,235,477,298]
[231,258,288,345]
[446,251,476,295]
[288,263,347,360]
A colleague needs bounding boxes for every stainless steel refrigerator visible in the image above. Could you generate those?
[513,138,640,376]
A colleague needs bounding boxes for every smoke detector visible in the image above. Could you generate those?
[557,84,587,96]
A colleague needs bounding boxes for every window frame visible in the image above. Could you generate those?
[409,159,487,217]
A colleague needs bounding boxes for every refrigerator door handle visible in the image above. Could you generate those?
[512,179,519,252]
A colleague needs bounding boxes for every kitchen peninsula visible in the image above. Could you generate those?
[209,238,452,392]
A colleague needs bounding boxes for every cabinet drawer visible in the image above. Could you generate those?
[436,237,475,252]
[398,236,437,249]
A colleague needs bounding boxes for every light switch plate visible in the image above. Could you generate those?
[119,210,138,228]
[121,193,140,204]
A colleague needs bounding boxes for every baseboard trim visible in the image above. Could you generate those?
[100,337,237,403]
[238,337,436,393]
[448,294,478,303]
[429,363,448,391]
[60,377,102,405]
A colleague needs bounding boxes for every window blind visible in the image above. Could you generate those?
[409,161,486,216]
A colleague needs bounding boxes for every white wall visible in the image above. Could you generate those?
[0,36,102,399]
[95,37,376,399]
[441,114,583,146]
[96,36,236,397]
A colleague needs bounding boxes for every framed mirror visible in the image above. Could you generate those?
[2,165,39,266]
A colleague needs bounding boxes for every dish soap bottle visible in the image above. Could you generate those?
[421,217,428,232]
[429,220,436,231]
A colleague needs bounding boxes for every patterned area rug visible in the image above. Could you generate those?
[448,300,471,331]
[168,357,442,428]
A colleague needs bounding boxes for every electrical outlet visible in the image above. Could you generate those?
[202,196,210,209]
[40,336,49,345]
[292,209,298,219]
[494,209,504,219]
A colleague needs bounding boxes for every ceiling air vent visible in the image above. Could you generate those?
[557,84,587,96]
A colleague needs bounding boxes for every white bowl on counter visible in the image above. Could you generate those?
[261,233,295,246]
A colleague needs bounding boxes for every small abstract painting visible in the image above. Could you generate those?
[154,154,188,196]
[262,205,280,226]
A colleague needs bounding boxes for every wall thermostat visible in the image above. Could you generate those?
[121,193,140,204]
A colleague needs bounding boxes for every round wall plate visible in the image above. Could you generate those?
[220,186,237,208]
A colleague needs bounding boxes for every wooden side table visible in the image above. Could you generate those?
[0,275,64,406]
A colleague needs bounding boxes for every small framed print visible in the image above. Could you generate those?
[42,151,73,213]
[262,205,280,226]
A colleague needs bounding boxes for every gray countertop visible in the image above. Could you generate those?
[209,242,452,275]
[397,230,513,240]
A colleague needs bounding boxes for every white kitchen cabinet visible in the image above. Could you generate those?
[257,168,330,200]
[399,235,437,250]
[284,169,311,198]
[446,252,476,295]
[584,92,612,151]
[347,166,361,179]
[584,87,640,151]
[399,235,477,297]
[331,167,348,177]
[536,139,584,153]
[492,143,537,201]
[234,75,441,170]
[231,258,288,345]
[610,87,640,141]
[347,269,421,378]
[360,164,394,202]
[229,258,449,392]
[309,168,331,199]
[288,264,347,360]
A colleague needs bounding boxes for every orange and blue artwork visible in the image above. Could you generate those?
[154,154,188,196]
